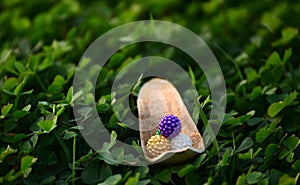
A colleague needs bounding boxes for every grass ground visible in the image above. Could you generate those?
[0,0,300,184]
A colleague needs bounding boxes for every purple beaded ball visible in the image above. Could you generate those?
[158,115,182,138]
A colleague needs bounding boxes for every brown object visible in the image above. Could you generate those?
[138,78,204,164]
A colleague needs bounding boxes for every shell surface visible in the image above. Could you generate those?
[138,78,204,163]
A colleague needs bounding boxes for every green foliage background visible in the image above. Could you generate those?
[0,0,300,184]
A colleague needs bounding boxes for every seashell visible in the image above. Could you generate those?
[138,78,204,164]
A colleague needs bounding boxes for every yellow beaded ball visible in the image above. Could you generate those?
[146,135,171,157]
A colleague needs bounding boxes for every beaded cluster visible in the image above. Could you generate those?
[146,115,192,157]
